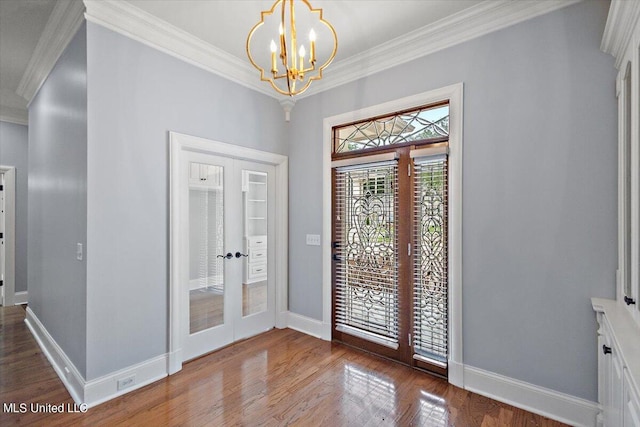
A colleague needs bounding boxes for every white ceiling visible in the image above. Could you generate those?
[0,0,581,125]
[126,1,483,63]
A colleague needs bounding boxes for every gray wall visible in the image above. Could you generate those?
[0,121,28,293]
[28,24,87,376]
[85,22,287,380]
[288,1,616,401]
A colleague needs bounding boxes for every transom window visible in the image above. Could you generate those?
[333,102,449,154]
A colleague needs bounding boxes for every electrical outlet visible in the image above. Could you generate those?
[117,375,136,391]
[306,234,321,246]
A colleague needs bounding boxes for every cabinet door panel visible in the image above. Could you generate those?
[623,369,640,427]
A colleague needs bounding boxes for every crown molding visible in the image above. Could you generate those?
[17,0,85,104]
[0,107,29,126]
[83,0,277,99]
[298,0,582,99]
[601,0,640,70]
[84,0,580,101]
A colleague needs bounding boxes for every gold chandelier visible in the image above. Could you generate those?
[246,0,338,97]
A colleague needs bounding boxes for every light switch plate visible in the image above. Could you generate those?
[76,243,83,261]
[306,234,321,246]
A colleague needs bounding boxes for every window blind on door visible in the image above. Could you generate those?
[413,156,448,366]
[334,162,399,347]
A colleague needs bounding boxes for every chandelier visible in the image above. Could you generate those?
[246,0,338,97]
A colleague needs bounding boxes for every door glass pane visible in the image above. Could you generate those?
[413,157,448,366]
[242,170,268,317]
[334,163,399,344]
[189,163,224,334]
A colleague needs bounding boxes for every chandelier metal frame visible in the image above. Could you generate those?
[246,0,338,97]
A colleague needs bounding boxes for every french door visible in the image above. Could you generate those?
[331,102,450,377]
[179,151,276,361]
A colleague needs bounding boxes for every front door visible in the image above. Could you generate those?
[180,152,276,361]
[331,101,451,377]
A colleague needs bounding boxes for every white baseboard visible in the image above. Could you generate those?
[464,365,599,427]
[24,307,85,405]
[84,354,167,408]
[25,307,168,408]
[286,311,324,339]
[14,291,28,305]
[448,360,464,388]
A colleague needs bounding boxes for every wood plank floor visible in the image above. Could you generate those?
[0,305,567,426]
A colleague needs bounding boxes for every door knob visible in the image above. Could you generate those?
[235,252,249,258]
[217,252,234,259]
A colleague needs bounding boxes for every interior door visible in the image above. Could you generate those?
[181,152,275,361]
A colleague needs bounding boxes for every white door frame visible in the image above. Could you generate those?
[0,166,16,306]
[168,132,288,374]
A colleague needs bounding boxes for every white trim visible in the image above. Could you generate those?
[18,0,85,104]
[84,354,167,408]
[321,83,464,387]
[0,109,29,126]
[300,0,580,99]
[601,0,640,70]
[13,291,28,305]
[464,365,599,427]
[169,132,288,373]
[82,0,577,100]
[286,312,324,339]
[0,166,16,307]
[83,0,274,99]
[25,307,169,408]
[24,307,84,405]
[607,0,640,326]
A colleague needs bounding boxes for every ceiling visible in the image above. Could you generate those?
[0,0,580,125]
[0,0,56,123]
[126,1,483,64]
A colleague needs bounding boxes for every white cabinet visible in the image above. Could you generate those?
[593,299,640,427]
[243,171,267,283]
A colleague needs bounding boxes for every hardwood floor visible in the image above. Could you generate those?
[0,305,566,426]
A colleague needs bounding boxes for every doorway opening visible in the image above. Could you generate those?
[0,166,16,307]
[168,132,288,374]
[322,84,464,386]
[331,102,450,377]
